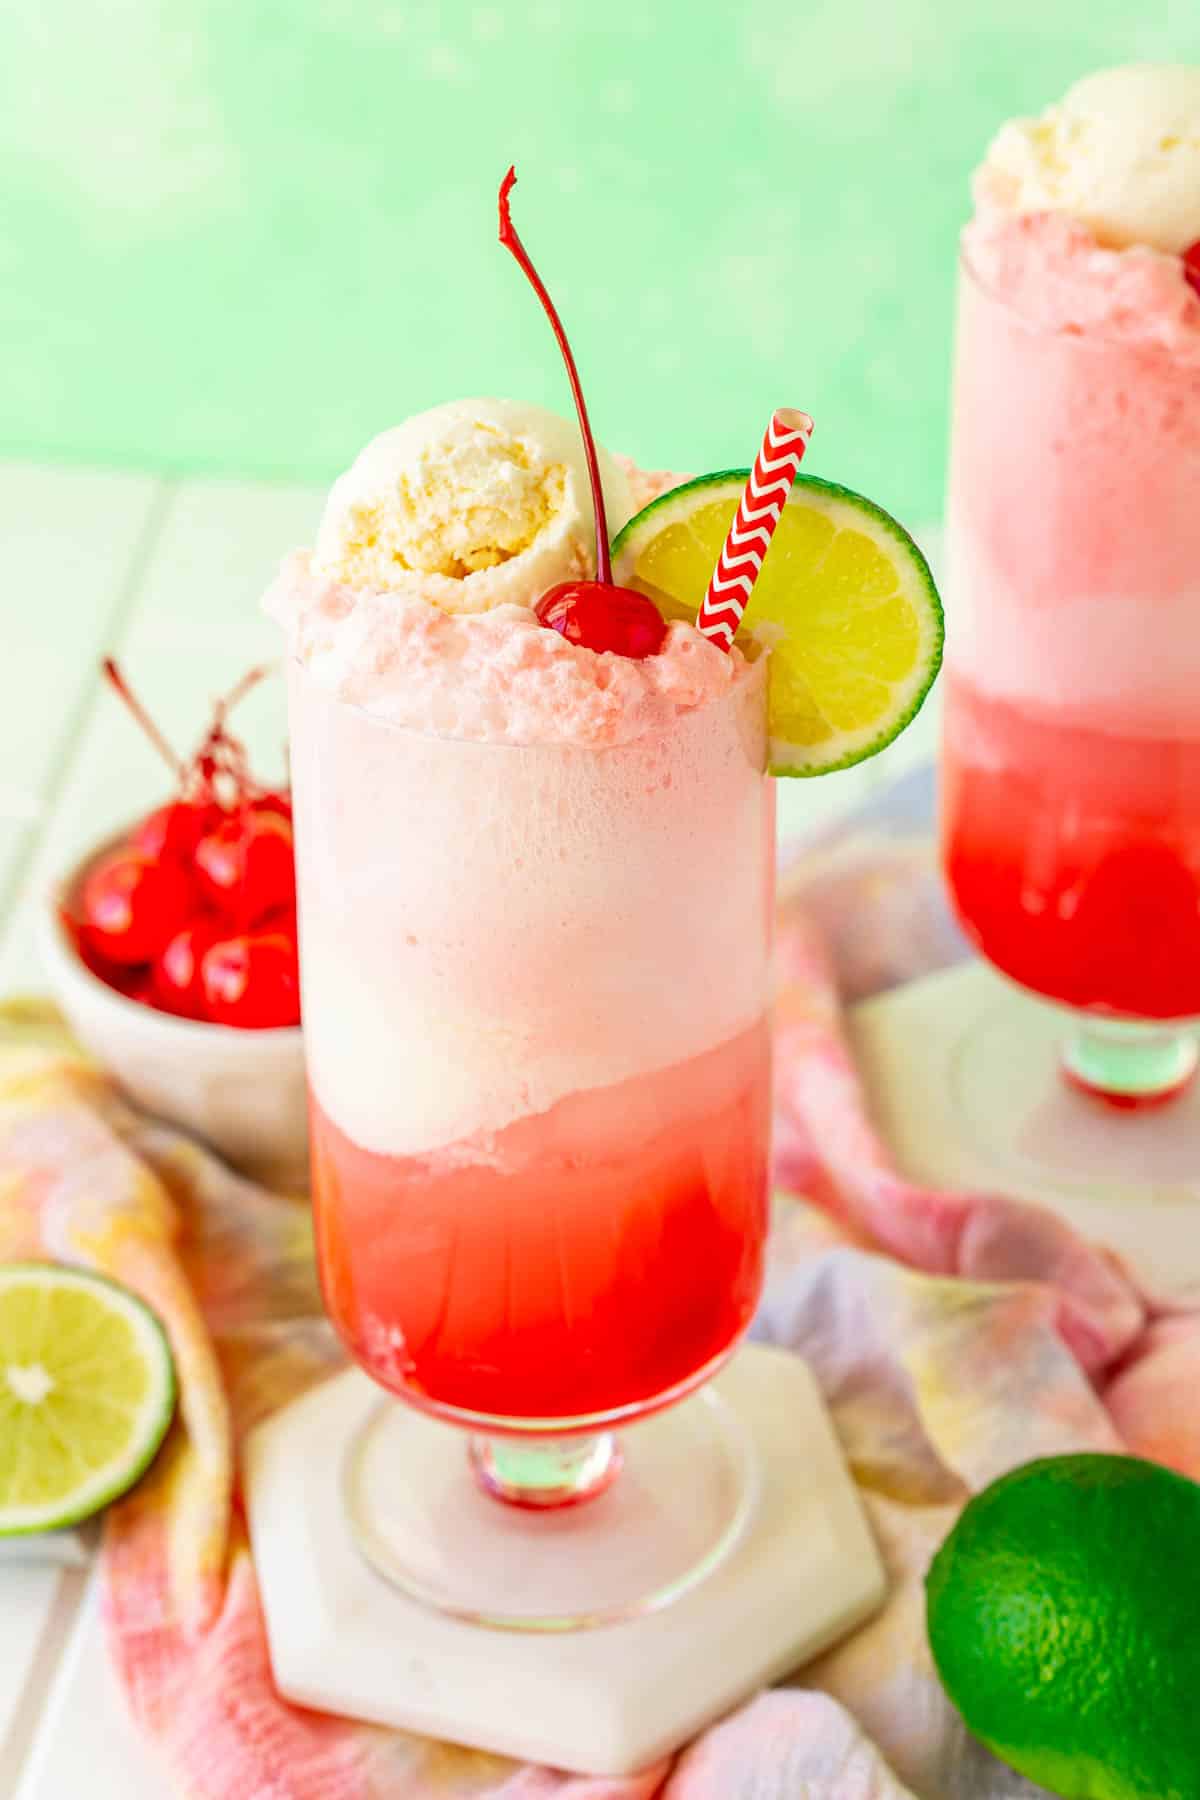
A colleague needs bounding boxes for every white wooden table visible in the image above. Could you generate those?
[0,460,941,1797]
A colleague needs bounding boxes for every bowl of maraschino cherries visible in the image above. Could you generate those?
[40,661,308,1185]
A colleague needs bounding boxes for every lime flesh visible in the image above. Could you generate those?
[612,471,943,776]
[0,1263,176,1534]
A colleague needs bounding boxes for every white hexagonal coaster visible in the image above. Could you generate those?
[244,1344,885,1777]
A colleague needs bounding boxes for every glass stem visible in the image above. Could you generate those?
[469,1431,622,1510]
[1062,1017,1199,1108]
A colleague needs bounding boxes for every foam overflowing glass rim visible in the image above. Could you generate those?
[958,238,1200,356]
[285,641,770,756]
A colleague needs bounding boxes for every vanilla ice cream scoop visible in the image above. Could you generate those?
[975,64,1200,253]
[312,398,633,615]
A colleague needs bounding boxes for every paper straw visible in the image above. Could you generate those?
[696,408,814,650]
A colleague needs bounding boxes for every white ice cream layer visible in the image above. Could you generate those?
[290,660,772,1159]
[946,519,1200,737]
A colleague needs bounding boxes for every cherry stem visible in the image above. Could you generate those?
[202,663,279,806]
[103,656,281,807]
[498,166,612,586]
[102,658,184,779]
[213,661,274,729]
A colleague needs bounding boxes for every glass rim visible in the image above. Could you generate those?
[285,640,770,755]
[957,235,1199,358]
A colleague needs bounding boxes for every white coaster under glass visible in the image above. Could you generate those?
[245,1344,885,1776]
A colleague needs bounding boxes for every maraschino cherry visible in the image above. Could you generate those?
[201,929,300,1029]
[498,167,667,662]
[536,582,670,658]
[133,798,221,864]
[153,918,222,1019]
[195,808,296,926]
[1184,240,1200,300]
[82,849,193,966]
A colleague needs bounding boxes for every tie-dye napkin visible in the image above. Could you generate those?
[1,803,1197,1800]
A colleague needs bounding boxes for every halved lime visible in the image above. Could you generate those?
[0,1264,176,1535]
[611,472,943,776]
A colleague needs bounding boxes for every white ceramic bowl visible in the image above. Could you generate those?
[40,842,309,1189]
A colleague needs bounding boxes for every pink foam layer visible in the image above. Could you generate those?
[266,550,746,749]
[964,209,1200,358]
[946,214,1200,734]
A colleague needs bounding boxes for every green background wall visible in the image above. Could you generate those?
[3,2,1197,525]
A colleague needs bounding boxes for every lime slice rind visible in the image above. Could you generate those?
[0,1264,176,1536]
[612,471,944,778]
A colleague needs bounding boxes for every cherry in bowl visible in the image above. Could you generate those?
[81,849,194,968]
[194,809,297,928]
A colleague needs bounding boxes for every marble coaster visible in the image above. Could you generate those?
[245,1345,885,1776]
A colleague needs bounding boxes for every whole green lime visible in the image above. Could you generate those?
[926,1453,1200,1800]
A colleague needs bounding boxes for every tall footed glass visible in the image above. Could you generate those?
[941,250,1200,1143]
[289,653,774,1627]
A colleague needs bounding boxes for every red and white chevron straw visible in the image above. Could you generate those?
[696,407,814,650]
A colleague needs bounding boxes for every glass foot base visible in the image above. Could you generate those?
[950,995,1200,1199]
[1061,1018,1199,1109]
[343,1386,756,1631]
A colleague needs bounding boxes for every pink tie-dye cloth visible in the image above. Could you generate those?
[1,827,1197,1800]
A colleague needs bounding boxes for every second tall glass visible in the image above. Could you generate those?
[942,249,1200,1106]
